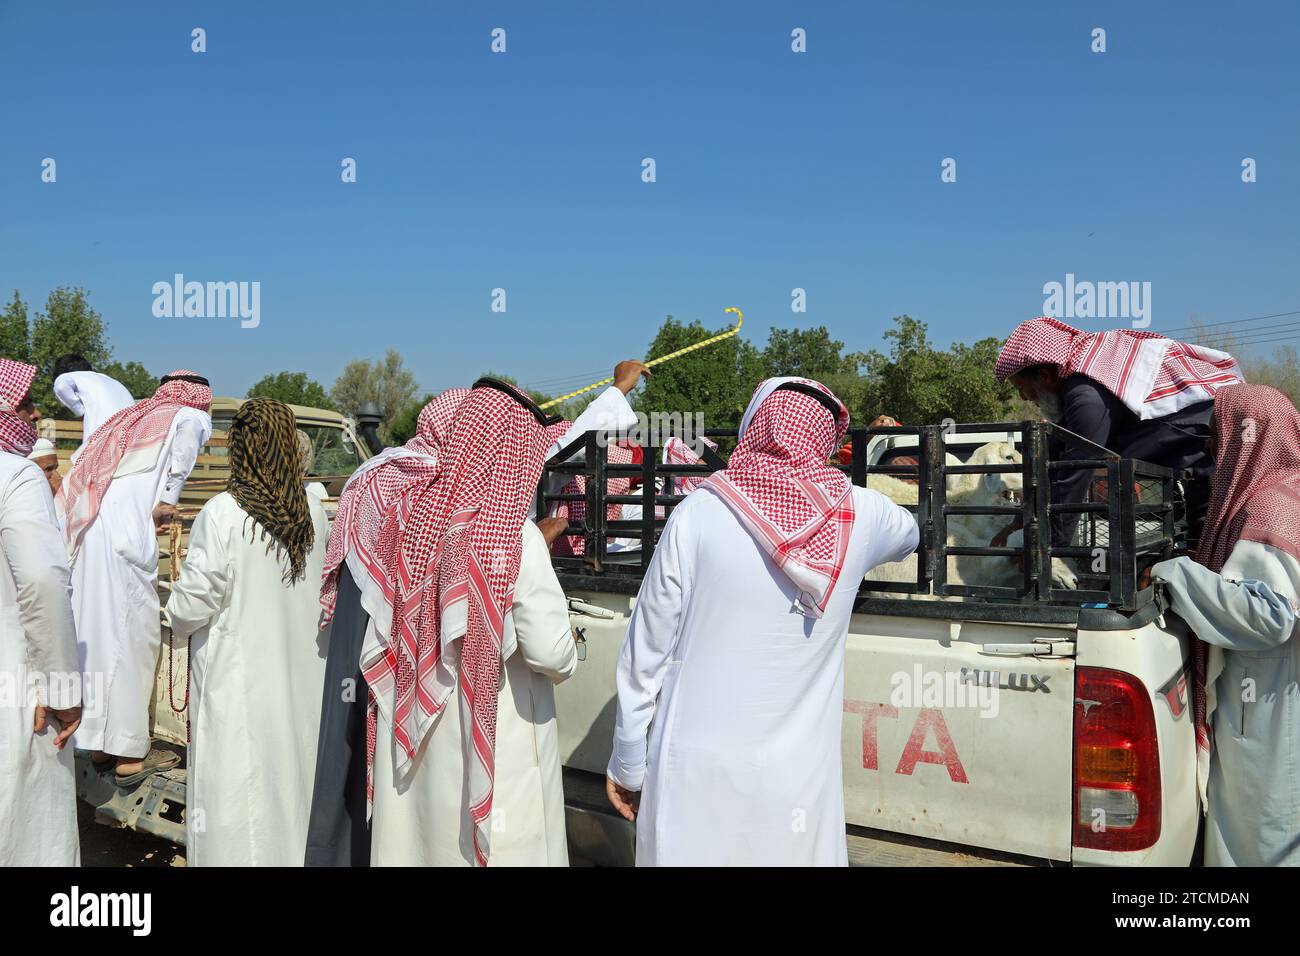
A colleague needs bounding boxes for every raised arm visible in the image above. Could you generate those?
[545,387,639,463]
[52,373,85,419]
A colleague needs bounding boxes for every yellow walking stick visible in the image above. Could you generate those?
[538,306,744,410]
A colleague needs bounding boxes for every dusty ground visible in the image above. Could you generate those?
[77,800,186,868]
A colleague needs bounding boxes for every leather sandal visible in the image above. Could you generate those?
[114,748,181,787]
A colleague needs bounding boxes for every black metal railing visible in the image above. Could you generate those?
[536,421,1188,615]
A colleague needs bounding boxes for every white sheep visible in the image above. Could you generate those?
[863,441,1078,598]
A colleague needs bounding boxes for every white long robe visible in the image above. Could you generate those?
[370,520,578,866]
[53,371,134,456]
[163,491,331,866]
[1153,542,1300,866]
[609,485,919,866]
[71,407,211,758]
[356,388,627,865]
[0,453,82,866]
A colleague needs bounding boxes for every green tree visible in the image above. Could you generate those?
[30,287,112,418]
[762,326,852,380]
[1242,345,1300,406]
[101,360,158,399]
[247,371,336,409]
[0,291,31,363]
[852,316,1014,425]
[331,349,420,444]
[637,315,765,428]
[388,393,433,444]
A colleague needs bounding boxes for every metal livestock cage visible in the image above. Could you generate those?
[536,421,1189,625]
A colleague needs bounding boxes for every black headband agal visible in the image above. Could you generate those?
[160,373,210,387]
[472,377,564,428]
[773,381,843,422]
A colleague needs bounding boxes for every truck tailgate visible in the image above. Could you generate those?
[843,612,1075,861]
[557,592,1076,862]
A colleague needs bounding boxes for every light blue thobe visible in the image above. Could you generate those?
[1153,543,1300,866]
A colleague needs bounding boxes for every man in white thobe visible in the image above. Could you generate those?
[51,353,135,458]
[165,398,330,866]
[64,371,212,783]
[0,358,82,866]
[607,377,919,865]
[365,378,595,866]
[1152,383,1300,866]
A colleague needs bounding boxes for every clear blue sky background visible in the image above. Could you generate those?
[1,1,1296,399]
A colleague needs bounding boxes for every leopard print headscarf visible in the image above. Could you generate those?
[227,398,315,584]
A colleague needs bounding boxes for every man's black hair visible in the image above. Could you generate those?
[53,354,93,378]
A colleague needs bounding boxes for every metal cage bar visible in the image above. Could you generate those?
[535,420,1188,616]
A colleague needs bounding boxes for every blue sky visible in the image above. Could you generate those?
[1,0,1296,399]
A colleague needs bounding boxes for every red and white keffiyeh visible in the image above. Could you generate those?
[1189,383,1300,799]
[0,360,38,457]
[60,370,211,558]
[701,377,854,618]
[994,317,1242,420]
[550,435,718,555]
[361,382,551,866]
[549,431,637,557]
[319,388,470,623]
[664,434,718,496]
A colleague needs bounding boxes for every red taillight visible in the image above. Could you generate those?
[1072,667,1161,851]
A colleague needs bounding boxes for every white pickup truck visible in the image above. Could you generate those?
[78,416,1199,868]
[545,421,1200,867]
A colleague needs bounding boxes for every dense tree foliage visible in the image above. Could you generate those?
[247,371,336,410]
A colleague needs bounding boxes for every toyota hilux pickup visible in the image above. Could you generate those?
[543,420,1200,867]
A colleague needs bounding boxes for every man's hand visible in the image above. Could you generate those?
[606,775,641,822]
[613,360,651,395]
[991,519,1025,572]
[869,414,900,428]
[536,515,569,546]
[34,704,82,750]
[989,519,1022,550]
[152,502,179,531]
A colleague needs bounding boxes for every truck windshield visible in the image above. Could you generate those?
[300,424,362,478]
[207,416,363,479]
